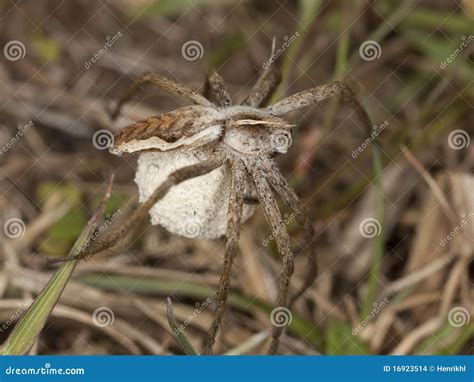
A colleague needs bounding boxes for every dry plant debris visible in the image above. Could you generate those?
[0,0,472,356]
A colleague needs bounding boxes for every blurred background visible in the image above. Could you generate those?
[0,0,472,355]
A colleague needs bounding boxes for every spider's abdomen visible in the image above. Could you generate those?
[134,148,255,239]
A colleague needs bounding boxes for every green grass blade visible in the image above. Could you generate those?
[76,274,323,349]
[271,0,324,102]
[361,137,385,320]
[1,178,113,355]
[166,297,199,355]
[1,260,77,355]
[326,320,369,355]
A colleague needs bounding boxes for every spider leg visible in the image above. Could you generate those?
[243,41,282,107]
[50,157,223,264]
[246,160,294,355]
[265,81,372,132]
[111,72,213,120]
[205,159,245,355]
[204,69,233,107]
[262,160,317,307]
[243,195,259,205]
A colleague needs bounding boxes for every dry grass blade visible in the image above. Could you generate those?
[0,176,114,355]
[1,0,472,357]
[224,331,270,355]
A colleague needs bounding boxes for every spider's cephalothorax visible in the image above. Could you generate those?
[102,57,372,355]
[223,113,294,158]
[110,104,293,239]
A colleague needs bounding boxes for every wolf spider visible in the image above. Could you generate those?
[66,52,372,355]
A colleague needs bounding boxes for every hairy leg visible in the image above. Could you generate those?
[204,69,232,107]
[49,157,223,264]
[243,41,282,107]
[265,81,372,133]
[111,72,213,120]
[247,160,294,354]
[205,159,245,355]
[243,195,259,205]
[262,160,317,306]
